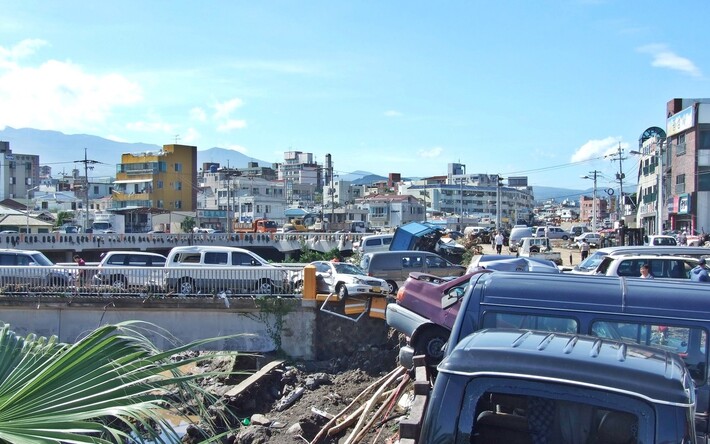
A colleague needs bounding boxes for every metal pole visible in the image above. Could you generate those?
[657,139,664,234]
[592,172,597,233]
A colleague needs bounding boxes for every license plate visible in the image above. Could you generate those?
[371,286,380,293]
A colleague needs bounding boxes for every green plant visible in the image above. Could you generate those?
[181,216,196,233]
[0,320,244,443]
[245,297,298,353]
[55,211,74,228]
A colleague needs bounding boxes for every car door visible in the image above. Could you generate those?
[314,262,334,293]
[424,254,452,278]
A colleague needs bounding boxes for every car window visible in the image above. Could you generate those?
[107,254,127,266]
[365,239,381,246]
[592,320,707,384]
[426,255,447,268]
[402,255,423,269]
[178,253,201,264]
[483,312,578,333]
[204,252,228,265]
[150,257,166,267]
[315,262,330,273]
[127,255,150,266]
[16,254,31,266]
[383,237,392,246]
[232,252,259,266]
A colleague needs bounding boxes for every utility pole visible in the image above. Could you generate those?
[496,175,503,230]
[74,148,100,232]
[607,143,626,223]
[582,171,601,232]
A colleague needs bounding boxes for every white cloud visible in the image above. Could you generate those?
[182,127,200,144]
[638,44,701,77]
[190,107,207,122]
[213,98,244,119]
[217,119,247,132]
[418,146,443,158]
[384,110,402,117]
[570,137,622,162]
[0,41,143,132]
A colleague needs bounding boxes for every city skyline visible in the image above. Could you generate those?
[1,1,708,190]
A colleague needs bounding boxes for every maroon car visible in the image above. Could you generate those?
[387,271,488,365]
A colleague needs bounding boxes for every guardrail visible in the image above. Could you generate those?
[0,264,306,298]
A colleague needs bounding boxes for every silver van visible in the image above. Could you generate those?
[508,227,533,252]
[359,250,466,294]
[570,245,709,274]
[357,234,394,254]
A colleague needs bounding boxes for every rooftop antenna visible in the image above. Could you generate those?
[174,134,181,144]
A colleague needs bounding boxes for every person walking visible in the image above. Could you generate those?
[494,231,504,254]
[73,254,87,286]
[640,263,654,279]
[579,239,590,261]
[691,258,710,282]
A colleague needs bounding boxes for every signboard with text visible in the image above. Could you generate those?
[667,106,694,137]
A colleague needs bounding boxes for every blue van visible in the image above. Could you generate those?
[446,272,710,443]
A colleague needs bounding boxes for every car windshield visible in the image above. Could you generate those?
[576,251,607,271]
[334,263,366,275]
[29,253,53,266]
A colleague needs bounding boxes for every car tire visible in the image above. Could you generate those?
[177,278,195,295]
[256,279,274,294]
[293,280,304,293]
[414,327,449,366]
[337,284,348,299]
[529,246,540,253]
[111,275,128,290]
[562,235,569,240]
[386,280,398,295]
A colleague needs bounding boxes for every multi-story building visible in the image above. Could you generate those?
[113,144,197,212]
[277,151,322,205]
[663,98,710,233]
[357,194,425,229]
[200,167,287,230]
[579,195,608,227]
[0,141,40,201]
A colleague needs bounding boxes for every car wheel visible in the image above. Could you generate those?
[177,278,195,295]
[529,246,540,253]
[562,235,569,240]
[256,279,274,294]
[293,280,304,293]
[414,327,449,366]
[49,275,66,287]
[337,284,348,299]
[111,276,128,290]
[386,280,398,295]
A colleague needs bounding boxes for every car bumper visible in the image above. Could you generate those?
[347,283,389,296]
[386,303,430,338]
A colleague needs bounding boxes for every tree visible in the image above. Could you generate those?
[55,211,74,228]
[181,216,196,233]
[0,320,241,443]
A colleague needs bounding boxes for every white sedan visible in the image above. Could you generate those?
[294,261,389,298]
[574,232,601,247]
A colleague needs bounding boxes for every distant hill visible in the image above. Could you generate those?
[533,186,588,202]
[0,127,273,178]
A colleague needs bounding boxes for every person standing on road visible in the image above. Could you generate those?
[579,239,590,261]
[640,263,654,279]
[691,258,710,282]
[494,231,504,254]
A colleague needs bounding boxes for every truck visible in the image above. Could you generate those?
[400,329,696,443]
[233,218,278,233]
[91,213,125,234]
[518,236,562,265]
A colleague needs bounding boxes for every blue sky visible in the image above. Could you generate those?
[0,1,708,190]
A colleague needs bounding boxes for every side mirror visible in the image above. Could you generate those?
[442,287,465,309]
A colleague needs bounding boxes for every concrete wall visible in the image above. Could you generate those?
[0,297,318,359]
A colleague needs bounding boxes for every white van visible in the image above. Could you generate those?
[508,226,534,252]
[357,234,394,254]
[164,246,290,295]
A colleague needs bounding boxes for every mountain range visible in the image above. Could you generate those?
[0,127,592,201]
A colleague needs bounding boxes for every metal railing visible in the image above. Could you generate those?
[0,264,306,298]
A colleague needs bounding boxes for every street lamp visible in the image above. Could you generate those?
[25,186,40,233]
[581,171,600,232]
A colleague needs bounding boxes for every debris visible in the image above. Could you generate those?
[250,413,271,426]
[310,406,335,420]
[276,386,305,411]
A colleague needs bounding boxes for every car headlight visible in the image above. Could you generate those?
[352,277,366,285]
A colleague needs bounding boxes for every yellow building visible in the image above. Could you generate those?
[113,144,197,211]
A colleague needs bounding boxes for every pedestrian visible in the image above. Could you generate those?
[494,231,504,254]
[691,258,710,282]
[679,231,688,246]
[73,254,87,286]
[579,239,590,261]
[639,263,654,279]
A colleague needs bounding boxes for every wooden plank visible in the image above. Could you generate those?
[225,359,285,397]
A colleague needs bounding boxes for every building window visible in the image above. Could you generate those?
[10,177,15,185]
[174,200,182,209]
[174,163,182,172]
[157,181,163,189]
[157,200,164,209]
[676,134,686,156]
[676,174,686,194]
[174,181,182,191]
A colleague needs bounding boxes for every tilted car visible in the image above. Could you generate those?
[0,249,75,287]
[291,261,389,298]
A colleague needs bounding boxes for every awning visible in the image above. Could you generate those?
[113,179,152,184]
